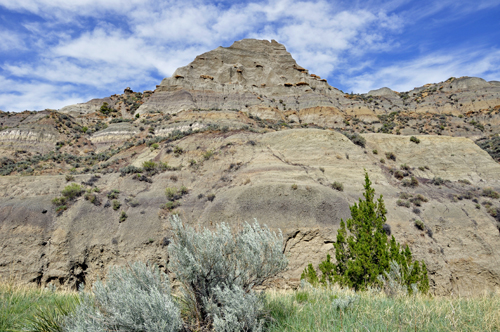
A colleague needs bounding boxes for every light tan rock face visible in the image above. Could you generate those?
[138,39,342,114]
[1,129,500,295]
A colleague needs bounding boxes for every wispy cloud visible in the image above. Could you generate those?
[344,48,500,92]
[0,0,499,111]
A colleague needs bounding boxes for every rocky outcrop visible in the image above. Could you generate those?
[137,39,342,114]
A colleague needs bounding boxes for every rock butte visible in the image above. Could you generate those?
[1,39,500,296]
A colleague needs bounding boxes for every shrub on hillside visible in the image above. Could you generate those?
[482,187,500,199]
[168,215,288,331]
[402,176,419,188]
[431,177,446,186]
[120,165,143,176]
[385,152,396,161]
[344,132,366,148]
[142,160,157,172]
[61,183,83,200]
[410,136,420,144]
[331,181,344,192]
[302,172,429,294]
[64,262,182,332]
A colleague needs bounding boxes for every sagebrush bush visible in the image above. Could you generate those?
[64,262,181,332]
[204,284,265,332]
[168,215,287,331]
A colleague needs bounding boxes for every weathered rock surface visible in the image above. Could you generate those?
[1,39,500,296]
[1,129,500,295]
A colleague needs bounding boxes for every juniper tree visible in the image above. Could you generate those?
[302,172,429,294]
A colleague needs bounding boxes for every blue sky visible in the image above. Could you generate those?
[1,0,500,112]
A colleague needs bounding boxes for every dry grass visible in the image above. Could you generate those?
[264,285,500,332]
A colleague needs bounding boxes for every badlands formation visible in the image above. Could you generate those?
[1,39,500,295]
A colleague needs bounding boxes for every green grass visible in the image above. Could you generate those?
[264,286,500,332]
[2,282,499,331]
[0,283,78,332]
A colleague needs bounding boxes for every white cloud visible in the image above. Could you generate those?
[344,48,500,92]
[0,75,88,112]
[0,0,499,111]
[0,30,26,51]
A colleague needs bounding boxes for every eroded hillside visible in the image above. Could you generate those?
[1,39,500,295]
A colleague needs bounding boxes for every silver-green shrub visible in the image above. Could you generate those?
[64,262,181,332]
[204,284,264,332]
[331,295,359,311]
[168,215,287,331]
[377,260,418,297]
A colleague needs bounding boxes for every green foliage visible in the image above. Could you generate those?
[410,136,420,144]
[179,186,188,195]
[303,172,429,294]
[414,220,425,231]
[120,165,143,176]
[266,286,500,331]
[431,177,445,186]
[150,143,159,150]
[52,197,67,206]
[344,132,366,148]
[107,189,120,199]
[331,181,344,191]
[55,205,67,213]
[402,176,419,188]
[165,187,179,201]
[162,201,180,211]
[142,160,157,171]
[203,150,214,160]
[119,211,128,222]
[99,102,114,115]
[61,183,83,200]
[173,146,183,155]
[24,296,79,332]
[385,152,396,161]
[300,264,319,286]
[0,283,79,332]
[482,187,500,199]
[112,200,121,211]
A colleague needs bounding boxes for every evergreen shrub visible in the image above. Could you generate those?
[301,172,429,294]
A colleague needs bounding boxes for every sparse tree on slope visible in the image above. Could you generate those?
[302,172,429,294]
